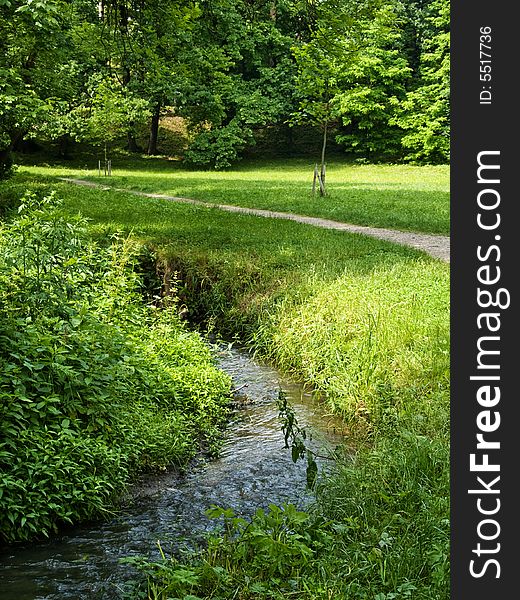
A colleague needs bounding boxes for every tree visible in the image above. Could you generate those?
[292,0,401,193]
[68,73,150,167]
[292,41,339,194]
[390,0,449,163]
[0,0,72,176]
[171,0,299,169]
[332,2,411,160]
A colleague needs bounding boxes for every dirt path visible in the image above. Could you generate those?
[61,178,450,263]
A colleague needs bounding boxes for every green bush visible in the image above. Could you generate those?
[0,191,232,542]
[183,120,255,170]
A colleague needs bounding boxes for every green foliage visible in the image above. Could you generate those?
[2,0,450,168]
[332,2,412,159]
[259,260,449,434]
[1,429,128,541]
[0,69,48,143]
[123,503,335,599]
[0,0,75,170]
[390,0,450,163]
[184,120,255,170]
[69,73,151,151]
[180,1,299,168]
[292,0,408,162]
[316,432,450,599]
[2,164,449,595]
[0,189,232,542]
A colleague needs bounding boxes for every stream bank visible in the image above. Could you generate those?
[0,345,347,600]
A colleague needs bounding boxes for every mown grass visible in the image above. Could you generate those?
[0,167,449,598]
[18,155,450,235]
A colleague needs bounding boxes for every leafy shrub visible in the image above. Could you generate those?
[0,190,231,542]
[124,503,335,599]
[1,429,128,540]
[183,120,255,170]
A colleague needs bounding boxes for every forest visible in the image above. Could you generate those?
[1,0,449,173]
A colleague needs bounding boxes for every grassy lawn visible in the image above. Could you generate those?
[0,166,450,598]
[2,168,449,430]
[19,155,450,235]
[1,166,450,438]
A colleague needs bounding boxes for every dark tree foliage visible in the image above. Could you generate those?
[0,0,449,175]
[391,0,450,162]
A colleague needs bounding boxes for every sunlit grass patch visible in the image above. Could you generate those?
[19,156,449,234]
[255,260,449,436]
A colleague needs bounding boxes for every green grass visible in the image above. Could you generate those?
[18,155,450,235]
[2,169,448,429]
[0,166,449,597]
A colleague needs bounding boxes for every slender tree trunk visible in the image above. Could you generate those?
[147,103,161,155]
[121,53,140,152]
[320,120,328,196]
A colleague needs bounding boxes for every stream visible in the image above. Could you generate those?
[0,345,347,599]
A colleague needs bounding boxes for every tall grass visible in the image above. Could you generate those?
[255,261,449,433]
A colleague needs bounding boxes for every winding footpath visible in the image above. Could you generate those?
[61,178,450,263]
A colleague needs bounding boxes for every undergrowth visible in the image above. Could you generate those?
[0,190,231,543]
[123,254,450,600]
[116,224,449,598]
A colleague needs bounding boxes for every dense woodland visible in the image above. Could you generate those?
[1,0,449,175]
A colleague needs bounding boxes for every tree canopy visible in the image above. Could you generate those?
[0,0,450,175]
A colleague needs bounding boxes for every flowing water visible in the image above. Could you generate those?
[0,345,347,599]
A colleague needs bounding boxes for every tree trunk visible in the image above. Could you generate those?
[127,131,140,153]
[147,103,161,155]
[0,147,13,179]
[58,134,73,159]
[320,121,328,196]
[10,129,25,152]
